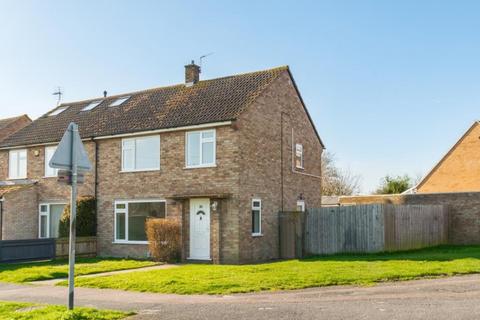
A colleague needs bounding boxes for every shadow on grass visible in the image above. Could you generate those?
[0,257,134,272]
[300,245,480,263]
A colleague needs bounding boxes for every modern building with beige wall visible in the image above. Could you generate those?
[0,64,324,264]
[415,121,480,193]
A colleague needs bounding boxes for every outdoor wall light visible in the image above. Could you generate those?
[211,201,218,211]
[33,150,40,157]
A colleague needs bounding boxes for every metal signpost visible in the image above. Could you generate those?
[49,122,92,310]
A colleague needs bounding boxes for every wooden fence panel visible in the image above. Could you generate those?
[305,205,384,255]
[301,204,447,256]
[384,204,447,251]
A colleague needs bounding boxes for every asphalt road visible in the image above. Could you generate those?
[1,275,480,319]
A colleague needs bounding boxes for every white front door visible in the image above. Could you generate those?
[189,198,211,260]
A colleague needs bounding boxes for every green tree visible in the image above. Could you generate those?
[59,196,96,237]
[375,175,412,194]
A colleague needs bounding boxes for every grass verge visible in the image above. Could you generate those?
[68,245,480,295]
[0,258,156,283]
[0,301,132,320]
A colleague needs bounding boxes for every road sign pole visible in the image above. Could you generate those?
[68,123,78,310]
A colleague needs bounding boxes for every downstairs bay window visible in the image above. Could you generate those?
[114,200,166,243]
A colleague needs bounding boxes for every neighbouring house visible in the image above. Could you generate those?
[0,63,324,264]
[414,121,480,193]
[0,115,31,143]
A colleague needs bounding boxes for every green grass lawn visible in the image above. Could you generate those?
[68,245,480,295]
[0,301,132,320]
[0,258,156,283]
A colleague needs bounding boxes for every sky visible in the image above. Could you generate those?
[1,1,480,193]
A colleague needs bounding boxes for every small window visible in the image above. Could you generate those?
[44,146,58,177]
[9,149,27,179]
[114,200,166,243]
[82,100,102,111]
[48,106,68,116]
[110,96,130,107]
[252,199,262,235]
[296,200,305,212]
[122,135,160,171]
[186,129,216,168]
[295,143,304,169]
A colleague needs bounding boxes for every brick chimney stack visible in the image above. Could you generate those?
[185,60,201,85]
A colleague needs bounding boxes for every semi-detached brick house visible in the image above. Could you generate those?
[0,64,324,264]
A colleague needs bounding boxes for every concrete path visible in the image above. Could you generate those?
[30,264,179,286]
[2,274,480,319]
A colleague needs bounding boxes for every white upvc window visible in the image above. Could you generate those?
[39,203,67,238]
[297,200,305,212]
[44,146,58,177]
[121,135,160,172]
[295,143,304,169]
[186,129,216,168]
[114,200,167,244]
[251,199,262,236]
[9,149,27,179]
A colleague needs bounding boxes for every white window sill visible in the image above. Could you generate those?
[184,164,217,169]
[7,177,27,180]
[113,241,148,245]
[252,233,263,237]
[120,168,160,173]
[295,166,304,170]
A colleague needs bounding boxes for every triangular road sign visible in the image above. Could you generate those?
[49,122,92,171]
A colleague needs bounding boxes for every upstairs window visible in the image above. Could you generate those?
[82,100,102,111]
[9,149,27,179]
[110,96,130,107]
[252,199,262,235]
[48,106,68,116]
[45,146,58,177]
[122,135,160,172]
[295,143,304,169]
[186,129,216,168]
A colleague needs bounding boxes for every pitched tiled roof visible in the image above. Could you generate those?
[0,115,30,131]
[0,67,289,148]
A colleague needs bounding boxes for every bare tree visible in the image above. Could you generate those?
[321,152,361,196]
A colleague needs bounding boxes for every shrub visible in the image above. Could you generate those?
[146,218,181,262]
[59,196,96,238]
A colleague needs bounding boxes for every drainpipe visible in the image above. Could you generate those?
[0,198,3,240]
[280,112,285,212]
[94,139,99,235]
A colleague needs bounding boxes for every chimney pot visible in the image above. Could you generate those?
[185,61,201,84]
[103,90,107,98]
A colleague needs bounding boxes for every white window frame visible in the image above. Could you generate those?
[251,198,262,236]
[109,96,130,107]
[295,143,304,169]
[121,135,161,172]
[185,129,216,168]
[8,149,27,179]
[114,199,167,244]
[44,146,58,177]
[48,106,68,116]
[297,200,305,212]
[81,100,103,111]
[38,202,67,238]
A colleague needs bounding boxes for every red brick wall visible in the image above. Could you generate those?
[2,185,38,240]
[236,71,323,263]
